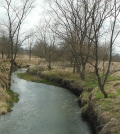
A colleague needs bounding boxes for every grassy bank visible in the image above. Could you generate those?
[22,66,120,134]
[0,57,43,116]
[17,72,57,86]
[1,56,119,133]
[6,89,19,112]
[0,80,19,115]
[0,59,19,115]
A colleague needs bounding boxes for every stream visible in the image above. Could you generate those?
[0,69,95,134]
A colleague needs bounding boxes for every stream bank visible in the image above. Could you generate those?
[19,66,119,134]
[0,60,19,116]
[0,68,95,134]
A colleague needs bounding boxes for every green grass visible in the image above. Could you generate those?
[83,76,98,88]
[81,91,90,98]
[17,72,57,86]
[47,70,80,81]
[117,89,120,95]
[94,90,104,99]
[17,73,41,82]
[98,99,117,114]
[99,101,111,111]
[6,89,19,111]
[94,88,116,99]
[108,93,116,98]
[83,74,119,88]
[40,79,57,86]
[107,75,119,82]
[50,73,56,78]
[17,73,34,80]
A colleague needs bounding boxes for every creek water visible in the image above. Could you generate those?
[0,69,95,134]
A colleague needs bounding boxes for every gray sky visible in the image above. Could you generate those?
[24,0,120,54]
[0,0,120,53]
[22,0,50,31]
[0,0,50,32]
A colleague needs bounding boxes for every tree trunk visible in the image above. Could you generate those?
[76,62,80,73]
[80,64,86,80]
[9,40,14,80]
[2,51,4,59]
[29,52,31,61]
[100,86,108,98]
[48,60,52,70]
[7,45,11,59]
[9,60,14,77]
[8,59,14,89]
[97,75,108,98]
[7,52,10,59]
[73,61,76,74]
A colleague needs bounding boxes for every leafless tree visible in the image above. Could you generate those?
[88,0,120,98]
[0,29,9,58]
[50,0,120,98]
[36,22,58,69]
[27,31,35,61]
[0,0,35,77]
[50,0,93,80]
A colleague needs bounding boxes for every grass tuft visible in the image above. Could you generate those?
[6,89,19,111]
[94,90,104,99]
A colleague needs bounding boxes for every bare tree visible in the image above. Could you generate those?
[27,31,35,61]
[0,0,35,77]
[50,0,120,98]
[0,29,9,58]
[88,0,120,98]
[50,0,93,80]
[36,22,58,69]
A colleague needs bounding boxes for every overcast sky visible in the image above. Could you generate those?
[22,0,50,31]
[0,0,50,32]
[0,0,120,53]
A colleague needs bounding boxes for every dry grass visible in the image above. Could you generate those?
[29,58,120,134]
[79,87,120,133]
[0,75,10,115]
[16,55,47,67]
[0,58,19,115]
[1,55,120,133]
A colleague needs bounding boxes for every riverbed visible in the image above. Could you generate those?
[0,69,95,134]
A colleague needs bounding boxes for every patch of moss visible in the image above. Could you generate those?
[6,89,19,111]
